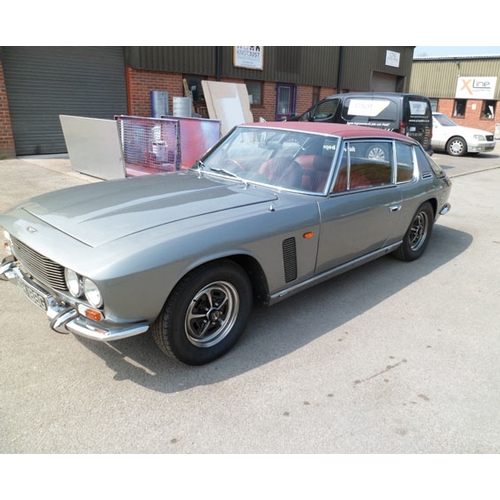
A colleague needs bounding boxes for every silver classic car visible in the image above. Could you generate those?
[0,122,451,365]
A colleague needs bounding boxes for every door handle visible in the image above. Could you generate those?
[389,204,402,212]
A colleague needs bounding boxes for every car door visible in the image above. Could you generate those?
[315,139,402,274]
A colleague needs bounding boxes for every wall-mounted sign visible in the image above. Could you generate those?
[233,46,264,70]
[385,50,400,68]
[455,76,497,99]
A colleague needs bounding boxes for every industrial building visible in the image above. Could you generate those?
[409,54,500,138]
[1,46,415,158]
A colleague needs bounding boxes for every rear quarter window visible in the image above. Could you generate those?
[415,145,446,178]
[395,142,415,183]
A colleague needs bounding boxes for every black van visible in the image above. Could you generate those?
[291,92,433,155]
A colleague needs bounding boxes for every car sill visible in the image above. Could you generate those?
[268,241,402,305]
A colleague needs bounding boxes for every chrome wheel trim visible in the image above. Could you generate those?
[449,139,465,155]
[409,211,429,251]
[184,281,240,348]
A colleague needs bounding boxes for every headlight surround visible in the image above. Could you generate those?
[83,278,103,308]
[473,134,485,141]
[65,268,82,297]
[3,229,12,255]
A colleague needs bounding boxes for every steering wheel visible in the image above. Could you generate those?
[223,158,245,171]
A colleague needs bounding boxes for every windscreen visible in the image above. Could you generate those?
[200,126,340,193]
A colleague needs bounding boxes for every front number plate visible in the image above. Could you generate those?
[16,274,49,311]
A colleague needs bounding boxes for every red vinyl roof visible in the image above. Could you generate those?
[242,121,410,141]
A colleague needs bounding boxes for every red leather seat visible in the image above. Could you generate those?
[295,155,333,192]
[333,169,372,192]
[258,157,303,188]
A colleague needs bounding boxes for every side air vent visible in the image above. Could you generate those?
[282,237,297,283]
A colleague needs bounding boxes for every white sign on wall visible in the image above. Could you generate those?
[233,46,264,70]
[385,50,400,68]
[455,76,497,99]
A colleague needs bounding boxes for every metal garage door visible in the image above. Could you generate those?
[372,71,398,92]
[2,47,128,156]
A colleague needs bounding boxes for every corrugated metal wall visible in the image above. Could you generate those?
[124,46,217,76]
[3,46,127,155]
[125,46,414,89]
[340,47,414,92]
[220,46,340,86]
[410,58,500,98]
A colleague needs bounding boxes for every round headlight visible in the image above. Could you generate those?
[65,269,82,297]
[83,278,103,308]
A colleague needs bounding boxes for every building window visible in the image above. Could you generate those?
[245,81,262,106]
[453,99,466,118]
[481,100,496,119]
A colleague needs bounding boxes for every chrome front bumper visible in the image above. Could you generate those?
[1,257,150,342]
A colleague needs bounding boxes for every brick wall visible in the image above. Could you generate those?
[127,67,336,124]
[0,59,15,159]
[126,68,186,117]
[437,98,497,134]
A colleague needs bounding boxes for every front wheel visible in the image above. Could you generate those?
[393,202,434,261]
[446,136,467,156]
[152,260,252,365]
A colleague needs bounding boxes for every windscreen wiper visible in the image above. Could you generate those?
[208,166,248,187]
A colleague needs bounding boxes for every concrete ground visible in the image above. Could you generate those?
[0,150,499,464]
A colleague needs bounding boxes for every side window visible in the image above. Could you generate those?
[312,99,340,121]
[342,98,398,123]
[395,142,415,183]
[333,141,393,192]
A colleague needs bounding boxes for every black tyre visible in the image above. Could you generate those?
[393,202,434,262]
[152,260,252,365]
[446,136,467,156]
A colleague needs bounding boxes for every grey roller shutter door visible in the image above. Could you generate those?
[372,71,398,92]
[2,47,128,155]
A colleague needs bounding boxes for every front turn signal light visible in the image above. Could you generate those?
[78,304,103,322]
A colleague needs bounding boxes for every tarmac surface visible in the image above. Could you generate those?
[1,148,500,463]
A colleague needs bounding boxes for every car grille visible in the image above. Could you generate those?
[486,135,494,142]
[11,236,68,291]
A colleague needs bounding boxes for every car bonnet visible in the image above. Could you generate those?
[18,171,278,247]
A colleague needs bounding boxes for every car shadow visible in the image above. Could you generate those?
[75,224,473,393]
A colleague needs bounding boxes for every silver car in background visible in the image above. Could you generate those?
[1,122,451,365]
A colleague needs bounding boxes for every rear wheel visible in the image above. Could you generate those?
[152,260,252,365]
[393,202,434,261]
